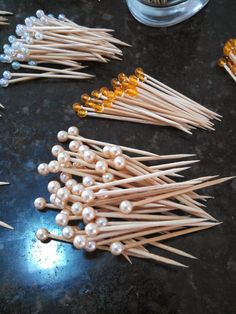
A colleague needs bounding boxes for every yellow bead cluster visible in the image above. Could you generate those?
[72,68,147,118]
[218,39,236,75]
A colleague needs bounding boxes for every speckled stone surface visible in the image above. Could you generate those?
[0,0,236,313]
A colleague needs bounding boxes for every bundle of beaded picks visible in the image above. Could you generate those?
[0,9,129,87]
[73,68,220,134]
[0,181,13,229]
[35,127,232,267]
[218,38,236,83]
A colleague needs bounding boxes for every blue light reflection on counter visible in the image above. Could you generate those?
[28,238,66,271]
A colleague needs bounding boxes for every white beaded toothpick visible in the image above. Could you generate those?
[73,68,221,134]
[0,181,13,230]
[35,127,233,267]
[0,9,129,87]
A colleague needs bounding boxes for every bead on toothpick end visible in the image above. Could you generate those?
[218,39,236,83]
[73,68,220,134]
[0,9,129,87]
[34,127,233,267]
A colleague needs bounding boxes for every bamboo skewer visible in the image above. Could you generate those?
[34,127,233,267]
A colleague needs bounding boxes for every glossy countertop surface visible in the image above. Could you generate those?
[0,0,236,313]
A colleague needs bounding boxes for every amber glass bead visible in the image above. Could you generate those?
[100,87,109,96]
[103,100,112,108]
[111,78,120,88]
[77,109,87,118]
[72,102,81,111]
[129,75,139,86]
[106,91,115,100]
[81,93,90,103]
[223,45,232,56]
[85,101,95,108]
[118,73,127,82]
[114,88,123,97]
[121,81,129,90]
[135,67,144,76]
[94,103,104,113]
[218,58,226,67]
[91,90,100,98]
[126,88,138,97]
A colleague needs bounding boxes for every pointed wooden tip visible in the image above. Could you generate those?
[0,182,9,186]
[0,221,14,230]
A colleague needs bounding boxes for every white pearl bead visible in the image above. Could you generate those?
[102,172,114,183]
[72,184,84,196]
[57,151,70,164]
[57,131,68,143]
[81,189,95,203]
[71,202,83,215]
[55,213,69,226]
[37,163,49,176]
[85,240,96,252]
[54,197,66,209]
[119,200,133,214]
[85,223,98,236]
[82,176,94,187]
[83,150,96,163]
[34,197,46,210]
[69,140,80,152]
[95,217,108,226]
[47,180,61,194]
[68,126,79,136]
[110,145,122,157]
[65,179,77,191]
[60,172,72,183]
[57,130,68,142]
[57,187,70,201]
[78,145,89,154]
[114,156,126,170]
[62,226,75,239]
[103,145,111,157]
[110,241,124,255]
[51,145,64,157]
[82,207,96,222]
[73,235,86,249]
[48,160,60,173]
[95,160,108,174]
[50,193,56,204]
[36,228,49,242]
[97,189,109,199]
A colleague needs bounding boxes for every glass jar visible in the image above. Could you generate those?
[126,0,210,27]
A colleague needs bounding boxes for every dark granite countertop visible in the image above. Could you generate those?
[0,0,235,313]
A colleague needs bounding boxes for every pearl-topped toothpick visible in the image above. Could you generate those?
[0,9,129,87]
[0,181,13,230]
[34,127,233,267]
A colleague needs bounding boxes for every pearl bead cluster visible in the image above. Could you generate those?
[34,127,227,266]
[35,126,131,256]
[0,9,128,87]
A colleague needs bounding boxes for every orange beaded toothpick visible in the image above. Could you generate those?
[73,68,220,134]
[218,39,236,83]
